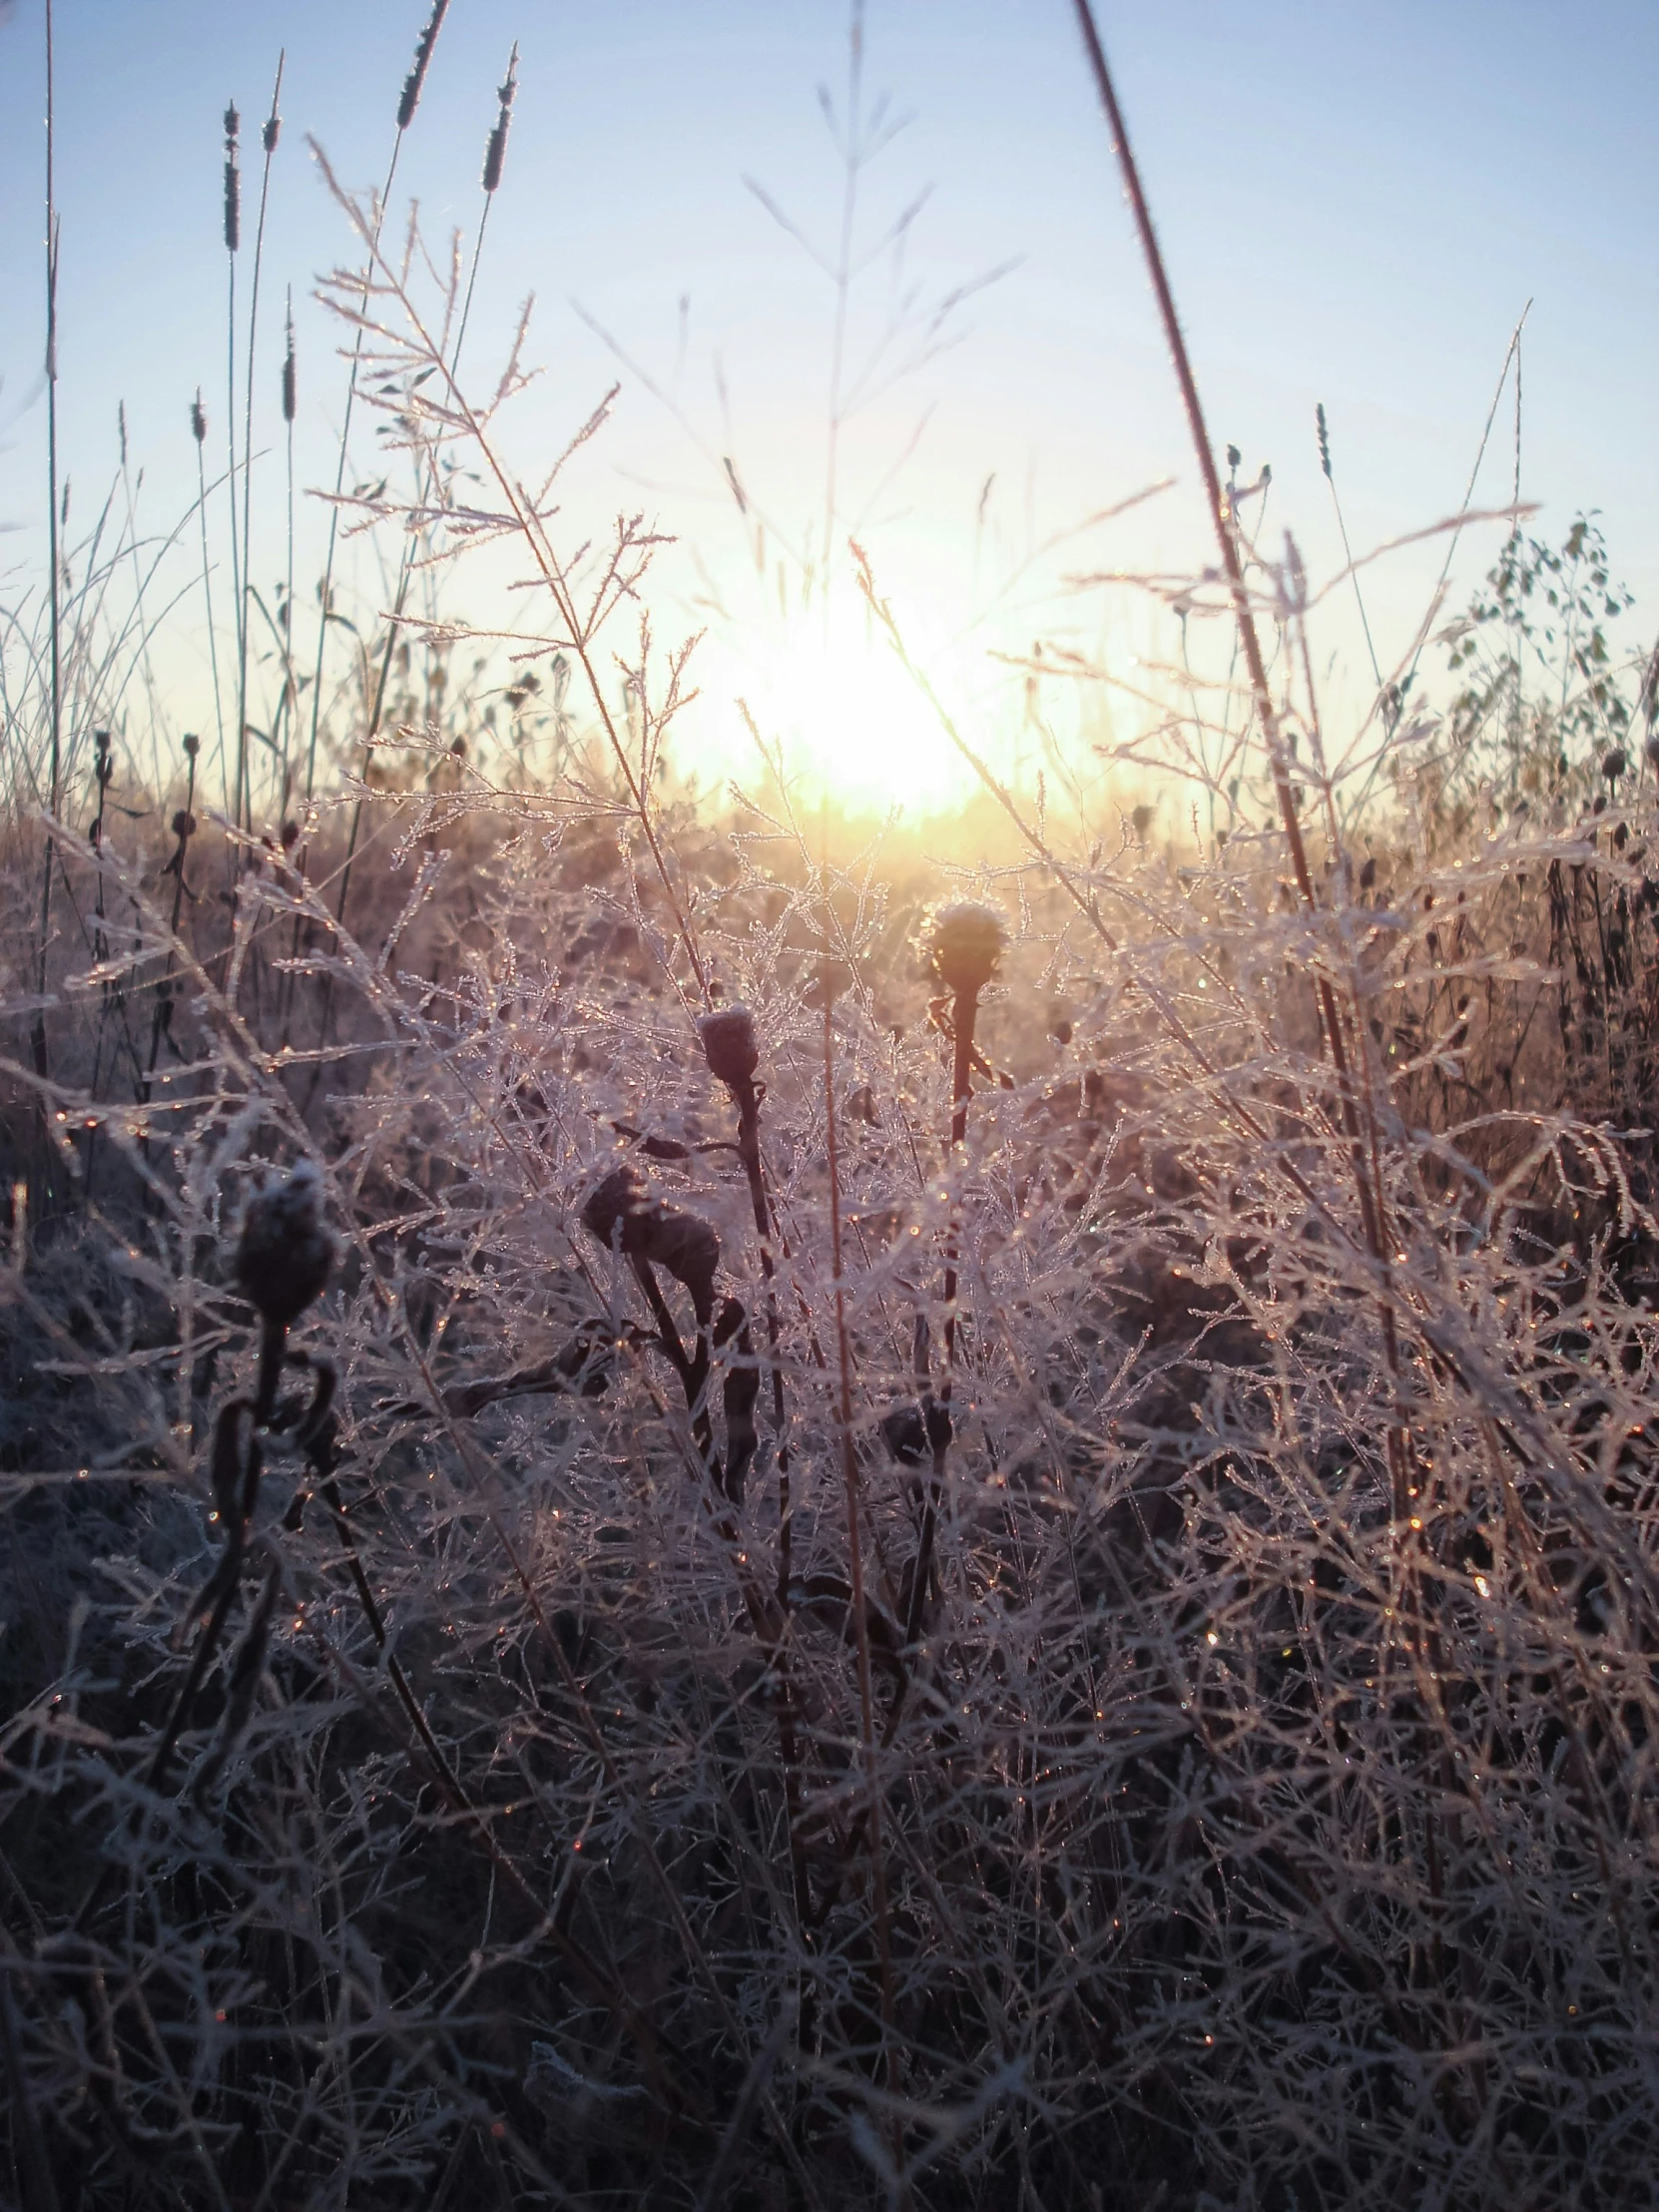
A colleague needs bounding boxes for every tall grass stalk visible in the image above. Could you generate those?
[235,54,284,833]
[300,0,450,808]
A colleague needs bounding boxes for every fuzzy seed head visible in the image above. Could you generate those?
[698,1003,759,1088]
[191,395,208,445]
[234,1160,334,1328]
[925,901,1006,999]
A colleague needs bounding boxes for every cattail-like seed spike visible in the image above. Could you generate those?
[281,301,296,423]
[397,0,451,130]
[191,391,207,444]
[1316,401,1332,479]
[481,43,518,193]
[223,103,241,252]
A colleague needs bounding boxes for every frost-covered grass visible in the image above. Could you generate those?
[3,11,1659,2210]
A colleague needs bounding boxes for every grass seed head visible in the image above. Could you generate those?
[235,1160,334,1328]
[925,899,1006,999]
[398,0,451,130]
[281,301,296,424]
[481,46,518,194]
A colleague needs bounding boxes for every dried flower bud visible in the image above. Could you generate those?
[397,0,451,130]
[235,1160,334,1328]
[582,1164,720,1326]
[925,900,1006,999]
[171,810,198,839]
[1603,749,1628,785]
[183,733,201,759]
[698,1003,759,1088]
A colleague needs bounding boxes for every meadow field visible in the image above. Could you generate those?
[1,4,1657,2207]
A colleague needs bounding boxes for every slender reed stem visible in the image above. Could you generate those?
[281,292,296,815]
[823,978,897,2098]
[33,0,61,1092]
[1072,4,1418,1536]
[223,101,243,830]
[189,403,232,835]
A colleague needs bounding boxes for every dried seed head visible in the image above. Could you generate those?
[698,1003,759,1088]
[1603,748,1628,785]
[397,0,451,130]
[183,733,201,760]
[223,104,241,253]
[191,393,208,445]
[925,900,1006,999]
[481,45,517,194]
[235,1160,334,1328]
[582,1164,720,1326]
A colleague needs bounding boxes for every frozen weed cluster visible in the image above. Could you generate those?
[2,6,1659,2209]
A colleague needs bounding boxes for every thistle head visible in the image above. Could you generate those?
[235,1160,334,1329]
[697,1003,759,1089]
[925,900,1006,1000]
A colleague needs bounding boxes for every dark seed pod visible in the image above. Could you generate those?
[190,394,208,445]
[881,1403,928,1467]
[1603,748,1628,785]
[183,733,201,759]
[582,1164,720,1326]
[925,900,1006,999]
[235,1160,334,1328]
[698,1003,759,1088]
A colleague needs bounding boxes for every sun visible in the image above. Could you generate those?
[722,615,982,816]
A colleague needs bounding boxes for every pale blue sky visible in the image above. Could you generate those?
[1,1,1654,804]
